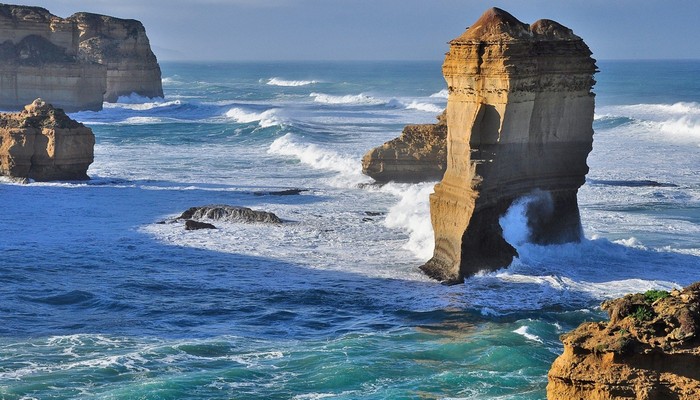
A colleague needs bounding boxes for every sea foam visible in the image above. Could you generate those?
[381,182,435,260]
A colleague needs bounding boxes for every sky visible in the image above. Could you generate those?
[16,0,700,61]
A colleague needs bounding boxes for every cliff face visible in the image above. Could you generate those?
[362,111,447,182]
[548,283,700,400]
[70,12,163,102]
[0,98,94,181]
[421,8,596,282]
[0,5,106,112]
[0,4,162,111]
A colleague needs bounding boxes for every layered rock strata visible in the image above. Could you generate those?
[548,283,700,399]
[362,111,447,183]
[0,4,162,111]
[0,98,94,181]
[421,8,596,282]
[70,12,163,102]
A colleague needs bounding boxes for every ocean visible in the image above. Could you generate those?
[0,60,698,399]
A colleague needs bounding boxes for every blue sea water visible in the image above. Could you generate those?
[0,60,699,399]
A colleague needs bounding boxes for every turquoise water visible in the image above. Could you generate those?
[0,60,698,399]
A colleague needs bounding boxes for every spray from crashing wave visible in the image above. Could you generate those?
[381,182,436,260]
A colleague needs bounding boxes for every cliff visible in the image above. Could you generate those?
[548,283,700,399]
[70,12,163,102]
[362,111,447,183]
[421,8,596,282]
[0,4,162,111]
[0,98,94,181]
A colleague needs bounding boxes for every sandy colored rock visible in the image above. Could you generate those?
[362,111,447,183]
[421,8,596,282]
[547,283,700,399]
[0,98,94,181]
[70,12,163,102]
[0,4,162,111]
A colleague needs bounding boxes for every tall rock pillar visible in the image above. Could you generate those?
[421,8,597,282]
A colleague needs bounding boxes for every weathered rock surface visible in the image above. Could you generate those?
[0,4,162,111]
[178,205,282,224]
[0,98,94,181]
[362,111,447,182]
[185,220,217,231]
[70,12,163,102]
[548,283,700,399]
[421,8,596,282]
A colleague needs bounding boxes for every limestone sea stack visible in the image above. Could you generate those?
[0,4,163,111]
[362,111,447,183]
[70,12,163,102]
[548,284,700,399]
[421,8,596,282]
[0,98,94,181]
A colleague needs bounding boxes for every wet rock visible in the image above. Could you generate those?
[178,205,282,224]
[185,220,216,230]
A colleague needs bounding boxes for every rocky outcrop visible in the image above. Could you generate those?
[421,8,596,282]
[0,4,162,111]
[70,12,163,102]
[0,98,94,181]
[548,283,700,399]
[362,111,447,182]
[178,205,282,224]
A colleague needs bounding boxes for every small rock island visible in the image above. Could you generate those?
[0,98,94,181]
[0,4,163,111]
[419,8,597,282]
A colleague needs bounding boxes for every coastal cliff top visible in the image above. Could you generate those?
[451,7,581,44]
[562,282,700,356]
[0,4,54,23]
[0,98,84,129]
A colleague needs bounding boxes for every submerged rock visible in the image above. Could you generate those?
[0,98,94,181]
[178,205,282,224]
[422,8,596,282]
[548,283,700,399]
[0,4,162,111]
[362,111,447,182]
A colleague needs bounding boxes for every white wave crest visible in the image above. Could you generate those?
[267,77,318,87]
[598,102,700,142]
[268,133,369,187]
[310,92,383,105]
[405,101,444,113]
[381,182,436,260]
[513,326,543,343]
[429,89,449,99]
[225,107,283,128]
[121,116,165,125]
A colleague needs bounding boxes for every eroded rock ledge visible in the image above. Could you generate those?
[0,4,162,111]
[548,283,700,400]
[0,98,94,181]
[362,111,447,183]
[421,8,596,282]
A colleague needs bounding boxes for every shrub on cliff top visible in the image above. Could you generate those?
[643,289,670,304]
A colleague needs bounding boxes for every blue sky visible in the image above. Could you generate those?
[21,0,700,61]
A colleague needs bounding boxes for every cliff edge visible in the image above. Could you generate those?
[421,8,596,282]
[548,283,700,399]
[0,4,162,111]
[0,98,94,181]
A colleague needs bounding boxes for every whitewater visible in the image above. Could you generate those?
[0,60,698,399]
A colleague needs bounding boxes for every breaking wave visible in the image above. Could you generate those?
[429,89,449,99]
[381,182,436,260]
[310,92,384,105]
[225,107,284,128]
[268,133,369,187]
[404,101,444,113]
[266,77,319,87]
